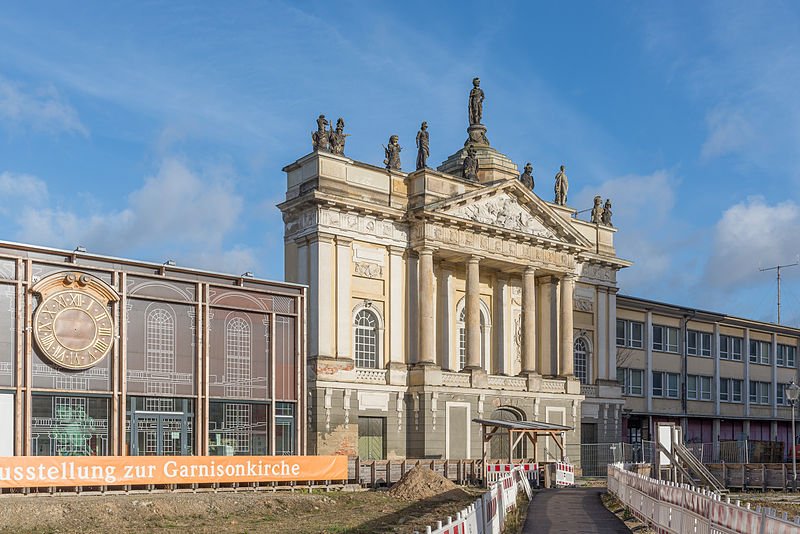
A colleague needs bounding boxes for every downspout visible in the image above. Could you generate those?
[681,312,697,419]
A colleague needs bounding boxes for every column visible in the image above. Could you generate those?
[437,264,453,369]
[713,323,721,417]
[596,287,608,382]
[407,253,419,363]
[559,274,575,376]
[538,277,558,376]
[744,328,750,417]
[335,237,352,359]
[645,310,653,413]
[417,247,436,365]
[295,237,309,285]
[494,275,509,374]
[465,256,482,370]
[388,246,405,366]
[521,267,537,374]
[308,233,335,358]
[607,289,618,380]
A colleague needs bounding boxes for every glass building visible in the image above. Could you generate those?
[0,242,306,458]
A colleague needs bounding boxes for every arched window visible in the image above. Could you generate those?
[574,337,589,385]
[354,309,379,369]
[456,300,490,371]
[225,317,251,397]
[146,308,175,374]
[490,407,527,460]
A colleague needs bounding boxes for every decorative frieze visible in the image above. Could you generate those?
[354,262,382,279]
[444,192,556,238]
[579,263,616,284]
[284,206,409,245]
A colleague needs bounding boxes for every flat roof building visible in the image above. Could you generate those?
[0,241,306,458]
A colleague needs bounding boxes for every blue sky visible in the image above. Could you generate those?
[1,1,800,324]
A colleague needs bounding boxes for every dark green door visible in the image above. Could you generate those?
[358,417,385,460]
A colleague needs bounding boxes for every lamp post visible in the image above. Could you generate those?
[786,381,800,491]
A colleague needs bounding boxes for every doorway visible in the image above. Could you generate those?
[128,397,193,456]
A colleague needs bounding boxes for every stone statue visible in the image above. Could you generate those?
[520,162,534,190]
[554,165,568,205]
[312,114,329,152]
[384,135,401,170]
[415,121,429,170]
[328,117,349,155]
[602,199,613,226]
[591,195,603,224]
[469,77,484,125]
[463,145,478,181]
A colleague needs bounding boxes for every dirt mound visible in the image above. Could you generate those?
[388,465,467,501]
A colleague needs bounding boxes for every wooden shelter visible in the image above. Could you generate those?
[473,418,573,466]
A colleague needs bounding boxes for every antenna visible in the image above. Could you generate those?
[760,261,799,324]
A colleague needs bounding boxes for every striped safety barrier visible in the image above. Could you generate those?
[486,462,539,486]
[555,462,575,487]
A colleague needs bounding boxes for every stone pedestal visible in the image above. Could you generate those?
[437,142,519,184]
[468,368,488,389]
[387,361,408,386]
[566,376,581,395]
[523,371,543,392]
[409,363,442,386]
[465,123,490,146]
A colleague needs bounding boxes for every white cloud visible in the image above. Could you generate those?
[704,196,800,288]
[0,78,87,135]
[11,158,256,275]
[574,170,682,291]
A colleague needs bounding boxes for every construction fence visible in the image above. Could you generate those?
[608,463,800,534]
[414,466,532,534]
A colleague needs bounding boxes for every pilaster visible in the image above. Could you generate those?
[335,236,352,359]
[559,274,575,376]
[308,233,336,358]
[521,266,537,375]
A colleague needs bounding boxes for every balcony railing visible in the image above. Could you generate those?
[354,368,388,384]
[580,384,599,397]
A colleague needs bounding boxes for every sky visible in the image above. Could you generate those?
[1,1,800,324]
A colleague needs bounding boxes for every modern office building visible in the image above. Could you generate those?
[0,241,306,458]
[616,295,800,455]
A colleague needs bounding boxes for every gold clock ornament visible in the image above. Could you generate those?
[31,272,119,370]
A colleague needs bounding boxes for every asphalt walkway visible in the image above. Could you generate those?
[521,487,630,533]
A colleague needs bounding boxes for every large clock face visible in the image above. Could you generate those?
[33,290,114,370]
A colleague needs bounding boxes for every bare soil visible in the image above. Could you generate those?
[388,465,467,501]
[726,491,800,519]
[0,486,483,534]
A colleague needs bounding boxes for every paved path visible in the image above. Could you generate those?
[521,487,630,533]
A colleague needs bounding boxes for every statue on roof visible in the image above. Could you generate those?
[384,135,402,171]
[554,165,568,206]
[469,77,484,126]
[520,162,534,190]
[328,117,349,156]
[416,121,429,170]
[591,195,603,224]
[602,198,613,226]
[463,145,478,182]
[312,114,330,152]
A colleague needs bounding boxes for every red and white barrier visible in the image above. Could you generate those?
[418,466,530,534]
[486,462,539,487]
[608,463,800,534]
[554,462,575,487]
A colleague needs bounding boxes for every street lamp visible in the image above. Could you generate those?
[786,381,800,491]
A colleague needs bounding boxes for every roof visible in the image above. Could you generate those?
[472,418,573,432]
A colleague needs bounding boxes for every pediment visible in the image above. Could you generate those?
[428,181,591,248]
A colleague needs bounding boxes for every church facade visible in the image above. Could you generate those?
[279,81,631,461]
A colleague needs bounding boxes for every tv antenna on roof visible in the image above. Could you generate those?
[760,260,799,324]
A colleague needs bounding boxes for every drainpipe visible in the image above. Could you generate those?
[681,312,696,419]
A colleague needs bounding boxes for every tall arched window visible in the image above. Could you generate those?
[457,305,488,371]
[146,308,175,374]
[226,317,251,397]
[354,309,379,368]
[574,337,589,385]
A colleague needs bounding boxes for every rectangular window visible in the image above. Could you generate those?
[629,369,643,396]
[732,337,743,360]
[629,322,644,348]
[777,345,786,366]
[749,380,757,403]
[749,381,770,404]
[778,344,797,368]
[722,336,744,361]
[275,402,296,455]
[653,325,664,352]
[616,319,626,347]
[789,346,796,368]
[666,327,679,353]
[700,376,712,401]
[666,373,679,398]
[33,395,110,456]
[652,371,663,397]
[777,384,785,405]
[720,379,729,402]
[208,402,268,456]
[687,375,698,400]
[687,331,712,357]
[760,382,769,404]
[750,340,771,365]
[732,379,742,403]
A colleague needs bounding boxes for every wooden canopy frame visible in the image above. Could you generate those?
[473,418,573,484]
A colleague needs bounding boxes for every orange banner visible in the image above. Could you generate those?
[0,455,349,488]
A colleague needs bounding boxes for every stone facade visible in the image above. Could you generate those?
[279,119,630,462]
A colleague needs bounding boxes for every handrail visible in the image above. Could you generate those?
[673,442,726,493]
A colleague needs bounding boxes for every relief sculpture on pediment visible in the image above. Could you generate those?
[447,194,556,238]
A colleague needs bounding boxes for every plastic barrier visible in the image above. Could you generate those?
[418,466,530,534]
[486,462,539,487]
[554,462,575,487]
[608,463,800,534]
